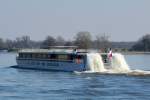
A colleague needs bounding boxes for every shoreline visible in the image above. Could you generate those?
[120,51,150,55]
[1,49,150,55]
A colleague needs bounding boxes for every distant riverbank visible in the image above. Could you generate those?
[120,51,150,55]
[1,49,150,55]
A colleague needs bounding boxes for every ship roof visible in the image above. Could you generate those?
[19,49,108,55]
[18,49,86,55]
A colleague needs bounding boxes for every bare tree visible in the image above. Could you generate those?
[74,31,92,49]
[21,36,31,48]
[41,35,56,48]
[64,40,73,46]
[14,36,31,48]
[56,36,65,46]
[132,34,150,51]
[0,38,4,49]
[95,33,110,51]
[5,39,14,49]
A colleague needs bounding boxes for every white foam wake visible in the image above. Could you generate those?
[74,53,150,76]
[127,69,150,76]
[110,53,130,73]
[86,53,106,72]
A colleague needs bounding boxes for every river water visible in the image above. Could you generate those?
[0,52,150,100]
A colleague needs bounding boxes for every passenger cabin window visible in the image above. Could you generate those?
[40,54,44,59]
[57,55,68,60]
[68,54,74,60]
[74,55,84,64]
[50,54,57,60]
[18,53,83,62]
[31,53,36,58]
[19,53,23,58]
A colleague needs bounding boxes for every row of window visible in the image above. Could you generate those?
[19,53,84,61]
[20,60,59,66]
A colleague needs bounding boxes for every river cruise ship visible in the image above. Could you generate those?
[15,47,110,71]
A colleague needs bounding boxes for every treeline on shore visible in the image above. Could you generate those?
[0,31,149,52]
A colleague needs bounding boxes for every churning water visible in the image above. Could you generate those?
[85,53,150,76]
[111,53,130,72]
[1,52,150,100]
[86,53,106,72]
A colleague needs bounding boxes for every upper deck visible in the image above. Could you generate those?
[19,49,75,54]
[17,48,87,63]
[18,48,108,61]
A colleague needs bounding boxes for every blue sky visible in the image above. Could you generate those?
[0,0,150,41]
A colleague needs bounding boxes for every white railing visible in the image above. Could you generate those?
[19,48,108,54]
[19,49,74,53]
